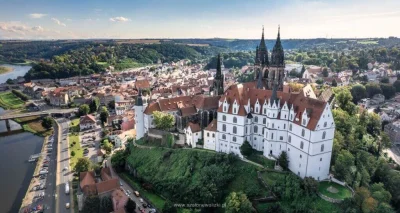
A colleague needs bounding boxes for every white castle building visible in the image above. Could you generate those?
[135,27,335,180]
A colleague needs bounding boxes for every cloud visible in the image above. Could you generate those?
[51,18,66,27]
[29,13,47,19]
[31,26,44,32]
[109,17,130,22]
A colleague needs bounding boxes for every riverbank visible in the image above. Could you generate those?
[0,66,14,75]
[19,136,49,212]
[15,116,54,137]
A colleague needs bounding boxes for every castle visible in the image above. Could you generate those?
[135,27,335,180]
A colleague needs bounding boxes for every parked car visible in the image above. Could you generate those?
[134,191,140,197]
[139,198,144,203]
[142,203,147,208]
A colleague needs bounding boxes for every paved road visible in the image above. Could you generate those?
[0,108,77,120]
[56,118,73,213]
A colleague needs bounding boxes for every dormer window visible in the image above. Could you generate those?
[224,106,227,112]
[263,108,266,114]
[302,119,306,125]
[233,117,237,123]
[324,122,327,127]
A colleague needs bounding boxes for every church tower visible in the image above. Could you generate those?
[268,26,285,90]
[135,89,145,140]
[212,54,224,96]
[254,27,269,81]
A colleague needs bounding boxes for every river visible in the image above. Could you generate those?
[0,107,43,213]
[0,64,32,84]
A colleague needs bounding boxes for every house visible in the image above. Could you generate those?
[49,87,69,106]
[302,66,322,81]
[109,129,136,148]
[185,122,202,148]
[111,189,128,212]
[385,120,400,144]
[80,115,97,131]
[204,119,218,150]
[134,79,151,90]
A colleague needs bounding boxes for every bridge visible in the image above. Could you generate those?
[0,108,78,132]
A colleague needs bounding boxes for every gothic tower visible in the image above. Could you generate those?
[212,54,224,96]
[268,26,285,90]
[254,27,269,81]
[135,89,145,140]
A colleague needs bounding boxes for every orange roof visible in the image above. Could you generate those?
[135,80,150,89]
[218,82,327,130]
[205,119,217,132]
[80,114,96,124]
[187,122,201,132]
[112,189,129,211]
[80,171,96,189]
[96,178,119,194]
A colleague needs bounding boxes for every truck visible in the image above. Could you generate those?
[65,183,70,194]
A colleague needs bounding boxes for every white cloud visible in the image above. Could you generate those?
[29,13,47,19]
[51,18,66,27]
[109,17,130,22]
[31,26,44,32]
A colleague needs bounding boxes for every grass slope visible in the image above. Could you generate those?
[15,116,53,137]
[318,181,353,200]
[0,91,25,109]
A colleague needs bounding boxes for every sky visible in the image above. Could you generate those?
[0,0,399,40]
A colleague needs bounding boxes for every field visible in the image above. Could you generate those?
[0,91,25,109]
[68,118,82,167]
[318,181,353,200]
[15,116,53,137]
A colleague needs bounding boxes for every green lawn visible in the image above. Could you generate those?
[247,154,275,169]
[0,91,25,109]
[119,172,166,210]
[15,116,53,137]
[260,171,287,186]
[318,181,352,200]
[69,118,82,167]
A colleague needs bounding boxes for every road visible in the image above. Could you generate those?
[56,118,73,213]
[0,108,77,120]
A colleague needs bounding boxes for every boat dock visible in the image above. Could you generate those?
[28,153,41,162]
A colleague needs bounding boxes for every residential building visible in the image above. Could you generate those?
[80,114,97,131]
[204,119,218,150]
[184,122,202,148]
[385,120,400,144]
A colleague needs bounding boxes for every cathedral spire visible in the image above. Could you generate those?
[256,69,264,89]
[216,54,222,80]
[271,25,284,67]
[259,25,267,51]
[212,54,224,96]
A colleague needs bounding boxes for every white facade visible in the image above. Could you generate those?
[184,126,202,148]
[135,104,145,140]
[213,83,335,181]
[80,122,95,131]
[204,130,217,150]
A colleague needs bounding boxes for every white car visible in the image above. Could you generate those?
[139,198,144,203]
[66,203,70,209]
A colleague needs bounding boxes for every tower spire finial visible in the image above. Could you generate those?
[262,25,264,38]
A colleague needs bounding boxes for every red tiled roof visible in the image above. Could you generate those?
[96,178,119,194]
[80,114,96,124]
[218,82,326,130]
[112,189,129,211]
[187,122,201,132]
[80,171,96,190]
[135,80,150,89]
[205,119,217,132]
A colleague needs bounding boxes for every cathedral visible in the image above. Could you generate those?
[136,27,335,181]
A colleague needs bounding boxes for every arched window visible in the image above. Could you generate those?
[232,136,236,142]
[322,131,326,139]
[272,123,275,128]
[233,117,237,123]
[254,116,258,123]
[263,118,266,124]
[324,122,327,127]
[222,124,226,132]
[300,141,304,149]
[301,129,305,137]
[288,135,291,143]
[254,126,258,133]
[207,133,209,137]
[212,133,215,138]
[222,134,226,139]
[233,126,237,134]
[321,144,325,152]
[223,115,226,121]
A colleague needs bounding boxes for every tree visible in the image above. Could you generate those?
[125,198,136,213]
[79,104,90,116]
[99,106,109,124]
[162,200,177,213]
[380,84,396,99]
[366,112,381,137]
[370,183,392,204]
[90,97,100,113]
[108,100,115,110]
[102,139,113,154]
[74,157,92,174]
[351,84,367,104]
[302,177,319,196]
[240,141,253,157]
[277,151,289,170]
[82,195,100,213]
[41,116,53,129]
[100,196,114,213]
[71,151,76,157]
[375,203,395,213]
[392,79,400,92]
[153,111,175,130]
[336,89,357,115]
[6,78,14,84]
[322,67,329,77]
[331,79,338,87]
[224,192,253,213]
[362,197,378,213]
[366,83,382,98]
[111,150,127,173]
[333,150,355,184]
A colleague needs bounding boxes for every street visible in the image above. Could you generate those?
[56,118,73,213]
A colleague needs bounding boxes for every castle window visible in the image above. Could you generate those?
[302,119,306,125]
[280,136,283,140]
[273,113,275,117]
[212,133,215,138]
[271,133,274,139]
[283,124,286,129]
[288,148,290,151]
[324,122,327,127]
[301,129,305,137]
[224,106,226,112]
[233,126,237,134]
[254,126,258,133]
[222,134,226,139]
[272,123,274,128]
[255,107,258,113]
[322,131,326,139]
[263,118,266,124]
[280,145,281,149]
[223,124,226,132]
[207,133,209,137]
[300,141,304,149]
[223,115,226,121]
[289,124,292,131]
[233,117,237,123]
[262,128,264,134]
[300,154,302,158]
[288,135,291,143]
[233,136,237,142]
[246,127,248,134]
[263,108,266,114]
[320,158,322,161]
[254,116,258,123]
[321,144,325,152]
[285,114,287,119]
